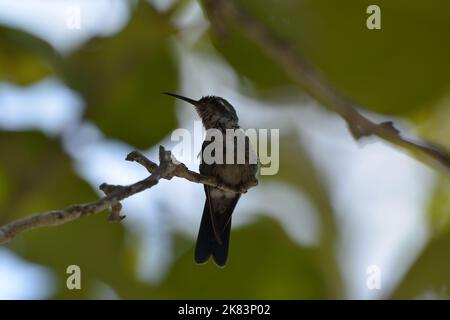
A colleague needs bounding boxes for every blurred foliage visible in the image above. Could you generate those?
[0,132,96,225]
[158,218,327,299]
[62,1,179,148]
[207,21,295,98]
[213,0,450,115]
[0,0,449,299]
[392,231,450,299]
[266,135,343,298]
[0,26,58,85]
[390,177,450,299]
[413,96,450,150]
[12,217,331,299]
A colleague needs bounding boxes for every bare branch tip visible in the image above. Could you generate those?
[379,121,400,135]
[125,151,141,162]
[99,183,115,194]
[158,145,172,162]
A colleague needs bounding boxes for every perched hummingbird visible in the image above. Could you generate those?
[164,92,258,267]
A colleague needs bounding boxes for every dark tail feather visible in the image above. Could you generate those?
[194,202,215,264]
[212,218,231,267]
[194,203,232,267]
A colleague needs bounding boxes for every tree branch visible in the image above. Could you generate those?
[0,146,256,245]
[203,0,450,172]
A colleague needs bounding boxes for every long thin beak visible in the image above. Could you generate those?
[164,92,199,107]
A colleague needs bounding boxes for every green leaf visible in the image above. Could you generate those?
[391,178,450,299]
[0,131,96,225]
[0,26,57,85]
[157,218,327,299]
[412,95,450,151]
[208,0,450,115]
[63,1,178,148]
[206,24,295,98]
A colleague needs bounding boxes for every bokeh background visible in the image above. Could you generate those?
[0,0,449,299]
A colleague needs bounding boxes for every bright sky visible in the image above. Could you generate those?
[0,0,436,299]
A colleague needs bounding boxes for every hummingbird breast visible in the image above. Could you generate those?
[200,129,259,190]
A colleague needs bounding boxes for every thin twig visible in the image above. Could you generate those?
[203,0,450,172]
[0,146,255,245]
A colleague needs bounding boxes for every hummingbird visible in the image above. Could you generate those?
[164,92,258,267]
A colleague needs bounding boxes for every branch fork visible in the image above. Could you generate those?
[0,146,257,244]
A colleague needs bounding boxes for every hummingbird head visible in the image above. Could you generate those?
[164,92,239,129]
